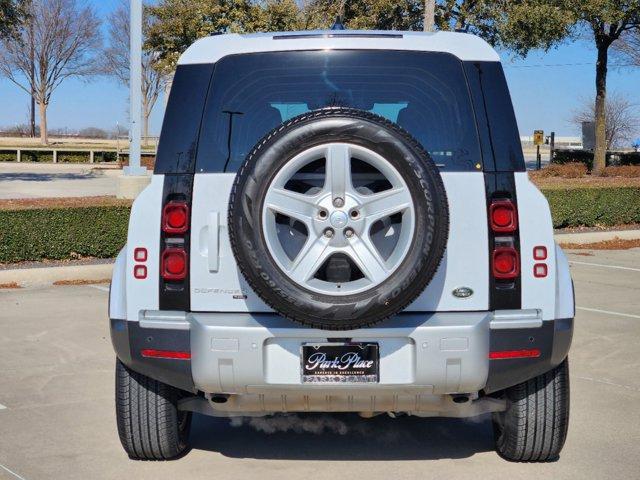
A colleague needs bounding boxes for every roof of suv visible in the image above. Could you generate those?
[178,30,500,65]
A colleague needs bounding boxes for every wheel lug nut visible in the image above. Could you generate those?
[324,228,334,238]
[333,197,344,208]
[344,228,354,238]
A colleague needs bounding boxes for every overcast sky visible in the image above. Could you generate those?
[1,0,639,139]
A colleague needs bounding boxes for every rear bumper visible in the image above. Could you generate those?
[111,309,572,404]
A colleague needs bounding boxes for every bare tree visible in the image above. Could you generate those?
[572,92,640,149]
[103,1,165,146]
[614,29,640,67]
[0,0,101,144]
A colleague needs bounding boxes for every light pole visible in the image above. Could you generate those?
[125,0,145,176]
[118,0,148,197]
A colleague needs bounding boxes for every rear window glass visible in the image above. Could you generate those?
[196,50,482,172]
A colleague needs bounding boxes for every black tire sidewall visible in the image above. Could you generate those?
[229,108,449,329]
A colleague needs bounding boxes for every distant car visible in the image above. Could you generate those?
[109,29,574,462]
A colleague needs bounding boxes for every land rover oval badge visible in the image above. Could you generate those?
[453,287,473,298]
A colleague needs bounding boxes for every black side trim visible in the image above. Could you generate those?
[111,319,195,393]
[465,61,525,172]
[154,63,215,174]
[484,318,573,394]
[484,172,522,310]
[159,174,193,311]
[463,62,495,172]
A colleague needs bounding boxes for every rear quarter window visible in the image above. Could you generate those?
[195,50,483,173]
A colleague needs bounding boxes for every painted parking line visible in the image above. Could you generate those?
[577,306,640,320]
[0,403,6,410]
[0,463,27,480]
[569,260,640,272]
[88,284,110,292]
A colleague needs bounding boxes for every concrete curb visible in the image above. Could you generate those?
[1,229,639,289]
[0,263,113,288]
[555,229,640,245]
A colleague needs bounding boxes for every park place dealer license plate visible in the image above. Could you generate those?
[301,342,379,383]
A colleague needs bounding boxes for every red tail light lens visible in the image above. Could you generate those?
[489,349,540,360]
[141,349,191,360]
[161,248,187,280]
[162,201,189,234]
[490,200,518,233]
[493,247,520,279]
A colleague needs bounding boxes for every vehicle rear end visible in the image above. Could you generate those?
[109,31,573,462]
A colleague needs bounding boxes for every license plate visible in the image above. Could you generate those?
[301,342,379,383]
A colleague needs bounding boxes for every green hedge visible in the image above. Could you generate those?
[0,206,130,263]
[542,187,640,228]
[1,187,639,263]
[0,150,119,163]
[552,149,640,170]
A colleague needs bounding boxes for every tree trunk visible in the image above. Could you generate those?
[593,44,608,175]
[38,101,48,145]
[424,0,435,32]
[29,18,36,138]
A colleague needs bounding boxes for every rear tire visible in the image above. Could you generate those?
[115,359,192,460]
[492,359,570,462]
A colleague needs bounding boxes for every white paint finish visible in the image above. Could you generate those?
[189,171,488,313]
[108,248,126,319]
[576,307,640,320]
[555,245,575,319]
[411,172,489,311]
[569,260,640,273]
[125,175,164,321]
[515,172,557,320]
[190,173,270,312]
[178,30,500,66]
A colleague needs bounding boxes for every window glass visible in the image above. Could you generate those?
[196,50,482,172]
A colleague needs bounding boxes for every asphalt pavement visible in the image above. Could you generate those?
[1,248,639,479]
[0,163,129,199]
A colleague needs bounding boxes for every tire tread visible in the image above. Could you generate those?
[493,359,570,462]
[115,359,191,460]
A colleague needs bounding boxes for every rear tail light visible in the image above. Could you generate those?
[489,200,518,233]
[161,248,187,280]
[162,201,189,234]
[492,247,520,279]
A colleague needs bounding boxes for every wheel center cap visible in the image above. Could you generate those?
[329,210,348,228]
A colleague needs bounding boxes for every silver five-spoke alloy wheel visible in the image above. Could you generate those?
[261,143,416,295]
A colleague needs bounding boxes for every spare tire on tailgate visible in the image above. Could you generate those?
[229,108,449,330]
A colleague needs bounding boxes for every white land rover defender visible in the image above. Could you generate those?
[110,29,574,462]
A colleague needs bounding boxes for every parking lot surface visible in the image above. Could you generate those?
[0,163,125,199]
[1,248,639,480]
